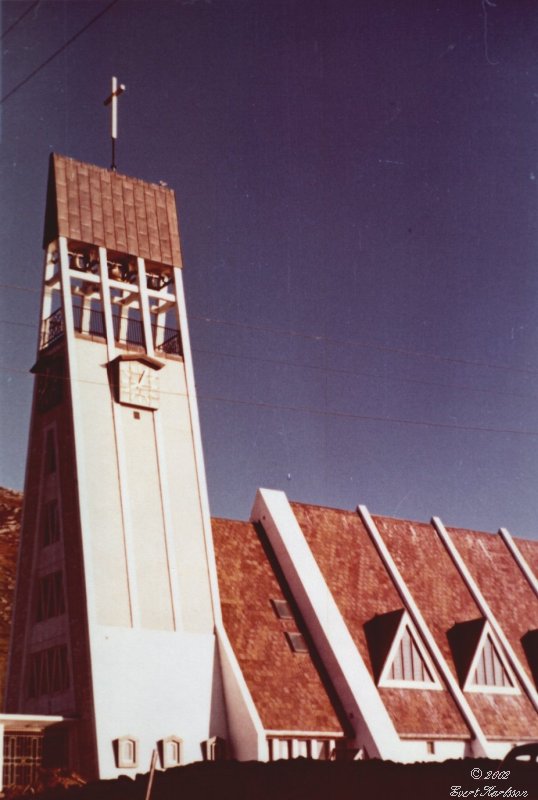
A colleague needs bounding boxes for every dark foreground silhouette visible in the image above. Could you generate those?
[4,758,537,800]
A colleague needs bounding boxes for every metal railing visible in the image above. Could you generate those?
[155,326,182,356]
[40,308,64,350]
[41,307,182,357]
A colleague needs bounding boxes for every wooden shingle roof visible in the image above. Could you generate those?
[366,514,538,740]
[212,517,345,734]
[43,154,182,267]
[291,503,469,738]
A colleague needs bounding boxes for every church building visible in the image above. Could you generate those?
[2,153,537,787]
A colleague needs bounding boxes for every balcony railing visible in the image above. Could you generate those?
[40,307,182,357]
[154,326,182,356]
[40,309,64,350]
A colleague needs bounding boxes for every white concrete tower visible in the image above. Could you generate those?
[6,154,227,780]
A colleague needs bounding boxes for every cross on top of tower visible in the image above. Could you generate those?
[103,76,126,171]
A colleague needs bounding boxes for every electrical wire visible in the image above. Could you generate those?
[0,0,120,105]
[1,280,537,378]
[1,1,40,42]
[193,345,538,403]
[1,361,538,440]
[1,309,538,406]
[193,313,538,378]
[1,315,538,405]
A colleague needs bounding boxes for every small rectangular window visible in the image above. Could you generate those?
[285,632,308,654]
[201,736,226,762]
[42,500,60,546]
[36,356,64,413]
[113,737,138,769]
[158,736,183,768]
[271,599,293,620]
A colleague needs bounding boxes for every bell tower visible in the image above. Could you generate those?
[6,154,226,779]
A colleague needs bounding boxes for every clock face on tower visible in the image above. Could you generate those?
[118,360,160,409]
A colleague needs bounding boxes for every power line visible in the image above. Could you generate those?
[0,0,120,105]
[1,315,538,405]
[193,313,538,378]
[1,282,537,378]
[1,361,538,440]
[193,345,538,404]
[198,393,538,440]
[1,1,40,42]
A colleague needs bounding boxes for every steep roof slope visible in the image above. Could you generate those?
[372,516,538,741]
[291,503,469,738]
[43,154,182,267]
[0,488,22,707]
[448,527,538,684]
[509,536,538,590]
[212,517,344,734]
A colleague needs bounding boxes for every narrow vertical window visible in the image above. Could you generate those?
[44,429,56,474]
[42,500,60,546]
[27,645,69,697]
[158,736,183,768]
[36,571,65,621]
[114,737,138,769]
[202,736,227,762]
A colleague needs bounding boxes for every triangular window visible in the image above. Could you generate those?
[468,633,514,690]
[377,615,442,690]
[388,625,434,682]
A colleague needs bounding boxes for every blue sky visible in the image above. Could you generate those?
[2,0,538,538]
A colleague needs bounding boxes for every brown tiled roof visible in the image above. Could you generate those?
[3,485,537,742]
[448,527,538,686]
[375,517,538,740]
[211,517,344,733]
[515,536,538,581]
[43,154,182,267]
[291,503,468,738]
[0,488,22,708]
[373,517,480,677]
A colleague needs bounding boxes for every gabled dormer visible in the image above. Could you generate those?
[448,619,519,695]
[365,609,443,690]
